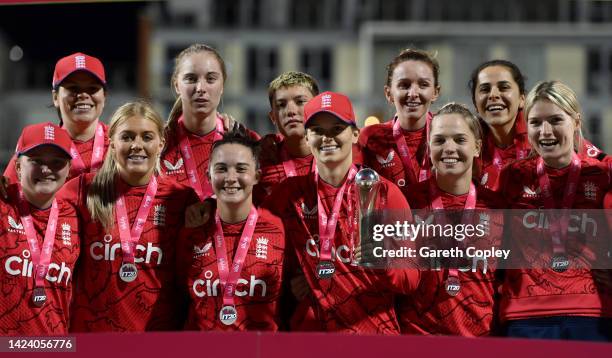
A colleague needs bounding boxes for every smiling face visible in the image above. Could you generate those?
[305,113,359,167]
[270,85,315,139]
[474,65,525,130]
[385,60,439,123]
[53,71,106,128]
[209,143,259,207]
[16,145,71,206]
[429,113,482,180]
[111,116,165,186]
[174,51,224,120]
[527,99,579,168]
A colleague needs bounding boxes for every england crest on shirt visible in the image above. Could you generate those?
[255,237,269,260]
[61,222,72,246]
[154,205,166,226]
[583,181,598,201]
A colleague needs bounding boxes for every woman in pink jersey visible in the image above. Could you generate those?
[266,91,419,334]
[4,52,110,183]
[397,103,506,337]
[358,48,440,196]
[469,60,607,191]
[0,122,79,335]
[180,131,286,331]
[60,101,198,332]
[497,81,611,341]
[162,44,259,202]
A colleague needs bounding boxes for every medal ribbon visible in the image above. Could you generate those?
[17,189,59,288]
[214,206,259,307]
[392,112,432,183]
[115,176,159,265]
[177,115,224,201]
[536,153,581,255]
[315,165,358,262]
[429,179,477,281]
[69,122,106,175]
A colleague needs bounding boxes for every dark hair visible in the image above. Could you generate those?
[210,129,261,170]
[468,59,526,106]
[386,48,440,88]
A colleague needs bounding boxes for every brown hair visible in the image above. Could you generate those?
[166,44,227,138]
[385,48,440,88]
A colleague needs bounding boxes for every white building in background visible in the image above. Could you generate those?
[146,0,612,152]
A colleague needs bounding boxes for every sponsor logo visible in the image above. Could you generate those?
[301,202,317,220]
[4,249,72,285]
[153,205,166,226]
[61,222,71,246]
[44,125,55,141]
[163,158,184,174]
[583,181,598,201]
[192,271,267,297]
[255,237,269,260]
[479,213,490,235]
[522,185,541,198]
[89,235,163,265]
[586,144,600,158]
[376,151,395,167]
[193,242,212,259]
[7,216,25,234]
[480,172,489,186]
[305,236,351,263]
[522,211,598,237]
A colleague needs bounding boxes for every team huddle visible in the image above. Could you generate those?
[0,46,610,340]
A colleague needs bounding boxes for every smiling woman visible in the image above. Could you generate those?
[3,52,111,183]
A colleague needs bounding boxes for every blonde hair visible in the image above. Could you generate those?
[166,44,226,138]
[524,80,583,153]
[87,101,165,230]
[267,71,319,107]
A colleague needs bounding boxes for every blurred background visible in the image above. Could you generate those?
[1,0,611,168]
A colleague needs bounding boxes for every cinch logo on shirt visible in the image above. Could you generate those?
[192,271,267,297]
[521,211,598,237]
[255,237,268,260]
[7,215,25,235]
[61,222,72,246]
[4,249,72,286]
[305,237,351,263]
[522,185,541,198]
[376,151,395,167]
[89,235,163,265]
[193,242,212,259]
[583,181,598,201]
[163,158,184,174]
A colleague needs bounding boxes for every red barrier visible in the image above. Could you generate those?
[7,331,610,357]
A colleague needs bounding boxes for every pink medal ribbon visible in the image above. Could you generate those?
[536,153,581,272]
[429,179,477,296]
[115,176,159,283]
[314,165,358,279]
[177,115,224,201]
[69,122,105,175]
[392,113,432,183]
[17,188,60,307]
[279,143,298,178]
[214,206,259,325]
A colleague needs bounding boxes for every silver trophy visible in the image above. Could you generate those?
[353,168,381,266]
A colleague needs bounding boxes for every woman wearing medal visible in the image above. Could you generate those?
[266,91,419,334]
[469,60,607,191]
[60,101,198,332]
[4,52,110,183]
[497,81,611,340]
[180,131,286,331]
[0,123,79,335]
[162,44,260,202]
[396,103,506,336]
[358,48,440,197]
